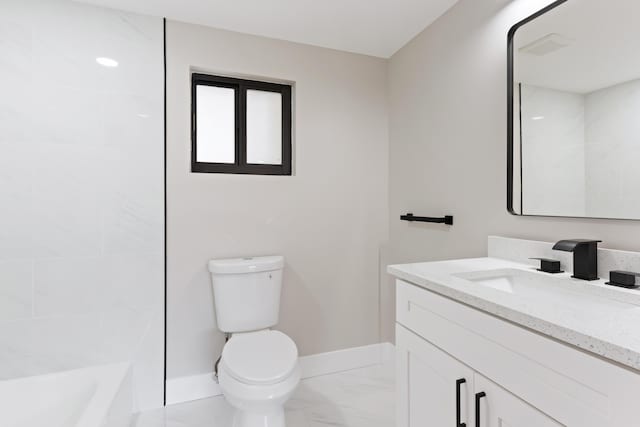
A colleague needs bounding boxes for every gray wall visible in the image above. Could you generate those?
[165,21,389,379]
[385,0,640,342]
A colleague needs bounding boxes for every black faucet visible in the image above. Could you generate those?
[552,239,601,281]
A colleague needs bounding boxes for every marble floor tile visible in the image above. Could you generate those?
[133,361,395,427]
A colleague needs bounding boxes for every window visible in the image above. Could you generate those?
[191,73,292,175]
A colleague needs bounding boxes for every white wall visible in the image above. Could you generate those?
[165,21,389,379]
[386,0,640,342]
[520,84,586,216]
[585,79,640,219]
[517,79,640,219]
[0,0,164,410]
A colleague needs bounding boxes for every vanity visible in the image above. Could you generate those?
[390,0,640,423]
[389,236,640,427]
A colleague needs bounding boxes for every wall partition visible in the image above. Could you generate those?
[0,0,165,410]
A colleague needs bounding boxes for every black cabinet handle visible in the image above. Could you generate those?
[475,392,486,427]
[456,378,467,427]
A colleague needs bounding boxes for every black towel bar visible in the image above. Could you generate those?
[400,213,453,225]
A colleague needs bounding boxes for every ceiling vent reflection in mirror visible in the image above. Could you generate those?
[519,33,572,56]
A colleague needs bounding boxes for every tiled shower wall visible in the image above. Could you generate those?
[520,84,586,217]
[520,79,640,219]
[0,0,164,410]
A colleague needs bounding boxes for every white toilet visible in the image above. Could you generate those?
[208,255,300,427]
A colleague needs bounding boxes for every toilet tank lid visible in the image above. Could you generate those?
[208,255,284,275]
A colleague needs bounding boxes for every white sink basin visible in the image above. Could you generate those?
[454,268,639,311]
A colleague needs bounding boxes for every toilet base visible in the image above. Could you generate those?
[218,357,300,427]
[232,408,286,427]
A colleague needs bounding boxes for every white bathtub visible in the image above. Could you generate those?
[0,363,133,427]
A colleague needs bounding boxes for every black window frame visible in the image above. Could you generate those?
[191,73,292,175]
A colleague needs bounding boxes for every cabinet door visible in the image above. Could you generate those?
[397,324,474,427]
[474,373,564,427]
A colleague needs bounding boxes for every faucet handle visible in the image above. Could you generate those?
[606,271,640,289]
[530,258,563,274]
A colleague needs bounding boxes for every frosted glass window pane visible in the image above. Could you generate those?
[246,90,282,165]
[196,85,235,163]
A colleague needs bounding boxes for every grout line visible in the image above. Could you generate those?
[31,259,35,318]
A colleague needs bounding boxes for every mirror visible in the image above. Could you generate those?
[508,0,640,220]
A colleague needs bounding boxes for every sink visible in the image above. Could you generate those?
[388,256,640,372]
[454,268,638,311]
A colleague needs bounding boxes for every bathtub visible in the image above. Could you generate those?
[0,363,132,427]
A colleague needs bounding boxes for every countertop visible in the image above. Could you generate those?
[388,257,640,371]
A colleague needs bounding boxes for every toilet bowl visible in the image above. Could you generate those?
[218,330,300,427]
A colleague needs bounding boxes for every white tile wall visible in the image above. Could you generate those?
[0,260,32,322]
[0,0,164,411]
[0,142,33,259]
[519,79,640,220]
[520,84,586,216]
[585,79,640,219]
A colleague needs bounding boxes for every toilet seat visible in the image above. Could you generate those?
[221,330,298,385]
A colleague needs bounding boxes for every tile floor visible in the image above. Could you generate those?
[133,361,395,427]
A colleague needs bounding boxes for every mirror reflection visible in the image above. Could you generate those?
[510,0,640,219]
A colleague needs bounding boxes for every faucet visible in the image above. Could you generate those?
[552,239,601,281]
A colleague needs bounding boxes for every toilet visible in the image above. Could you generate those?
[208,255,300,427]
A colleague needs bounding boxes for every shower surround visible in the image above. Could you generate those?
[0,0,165,410]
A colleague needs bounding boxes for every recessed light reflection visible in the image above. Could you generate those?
[96,57,118,67]
[532,116,545,121]
[137,113,150,119]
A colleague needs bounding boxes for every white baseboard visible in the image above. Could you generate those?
[165,342,394,406]
[165,372,222,406]
[298,342,394,379]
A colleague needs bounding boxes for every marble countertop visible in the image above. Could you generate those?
[388,257,640,371]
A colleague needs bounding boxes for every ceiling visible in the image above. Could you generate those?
[76,0,459,58]
[515,0,640,94]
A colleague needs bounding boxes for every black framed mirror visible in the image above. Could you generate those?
[508,0,640,220]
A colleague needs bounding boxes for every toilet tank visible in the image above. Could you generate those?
[208,256,285,333]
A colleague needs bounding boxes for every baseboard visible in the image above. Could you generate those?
[165,372,222,406]
[165,342,394,406]
[298,342,394,379]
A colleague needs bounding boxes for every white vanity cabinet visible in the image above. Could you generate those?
[395,279,640,427]
[397,325,561,427]
[473,374,561,427]
[396,324,475,426]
